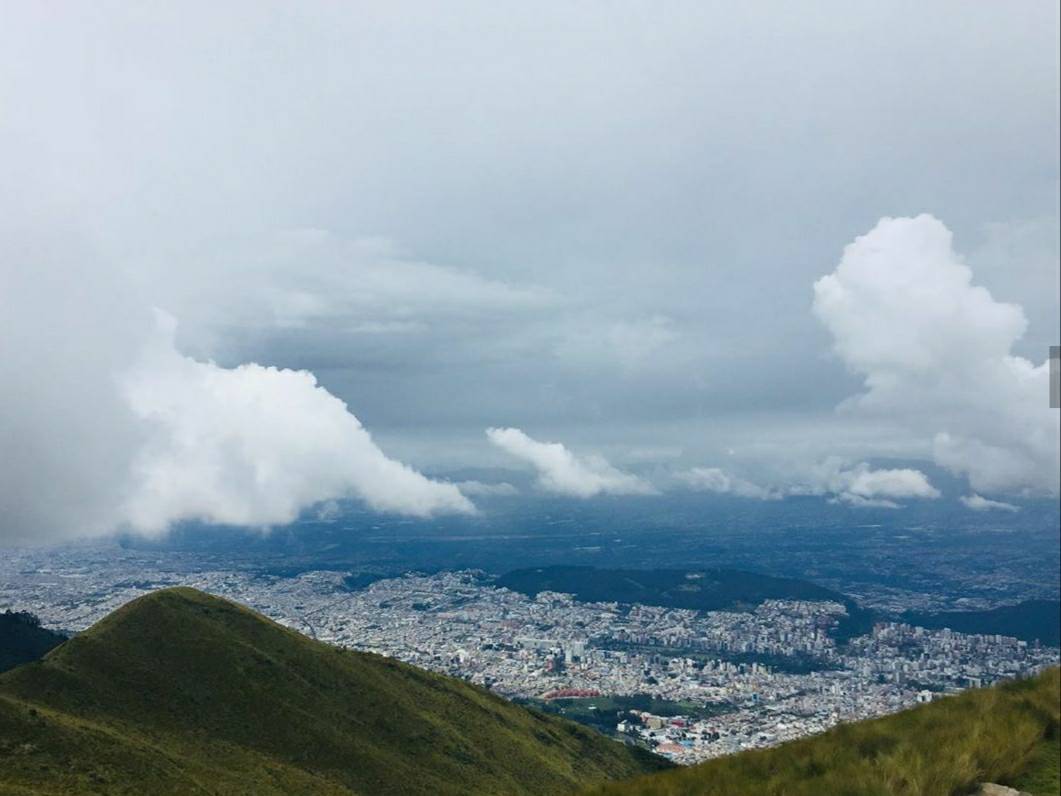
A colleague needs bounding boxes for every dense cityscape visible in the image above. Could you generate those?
[3,543,1056,765]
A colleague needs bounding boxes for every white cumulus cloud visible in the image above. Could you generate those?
[677,460,938,508]
[675,467,782,500]
[120,312,474,533]
[823,462,940,506]
[485,427,655,498]
[813,214,1059,497]
[0,248,473,545]
[960,493,1020,512]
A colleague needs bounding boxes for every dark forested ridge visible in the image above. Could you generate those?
[903,600,1061,647]
[0,588,668,795]
[496,566,875,640]
[0,610,66,673]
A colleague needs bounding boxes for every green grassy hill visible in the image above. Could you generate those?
[585,667,1061,796]
[0,588,668,795]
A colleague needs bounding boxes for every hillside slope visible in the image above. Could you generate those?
[0,588,667,795]
[584,667,1060,796]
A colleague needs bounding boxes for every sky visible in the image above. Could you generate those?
[1,2,1059,544]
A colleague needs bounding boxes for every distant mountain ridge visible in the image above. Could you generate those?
[902,600,1061,647]
[496,566,875,641]
[0,588,668,795]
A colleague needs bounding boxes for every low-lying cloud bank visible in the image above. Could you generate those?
[676,468,783,501]
[677,460,939,509]
[485,431,942,510]
[816,461,940,509]
[486,427,656,498]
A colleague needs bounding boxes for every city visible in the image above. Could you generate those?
[3,544,1056,766]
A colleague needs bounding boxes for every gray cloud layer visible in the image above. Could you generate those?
[2,3,1058,542]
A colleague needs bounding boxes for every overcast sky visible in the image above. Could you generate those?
[2,2,1058,543]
